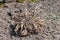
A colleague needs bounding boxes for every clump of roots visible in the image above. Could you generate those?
[13,11,44,37]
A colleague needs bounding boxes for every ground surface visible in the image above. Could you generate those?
[0,0,60,40]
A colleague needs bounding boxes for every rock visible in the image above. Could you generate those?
[0,0,3,2]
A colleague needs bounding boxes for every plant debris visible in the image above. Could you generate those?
[12,7,44,37]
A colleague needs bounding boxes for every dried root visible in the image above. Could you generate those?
[12,10,44,37]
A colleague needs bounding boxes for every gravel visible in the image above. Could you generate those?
[0,0,60,40]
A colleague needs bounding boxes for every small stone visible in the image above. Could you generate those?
[7,12,12,17]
